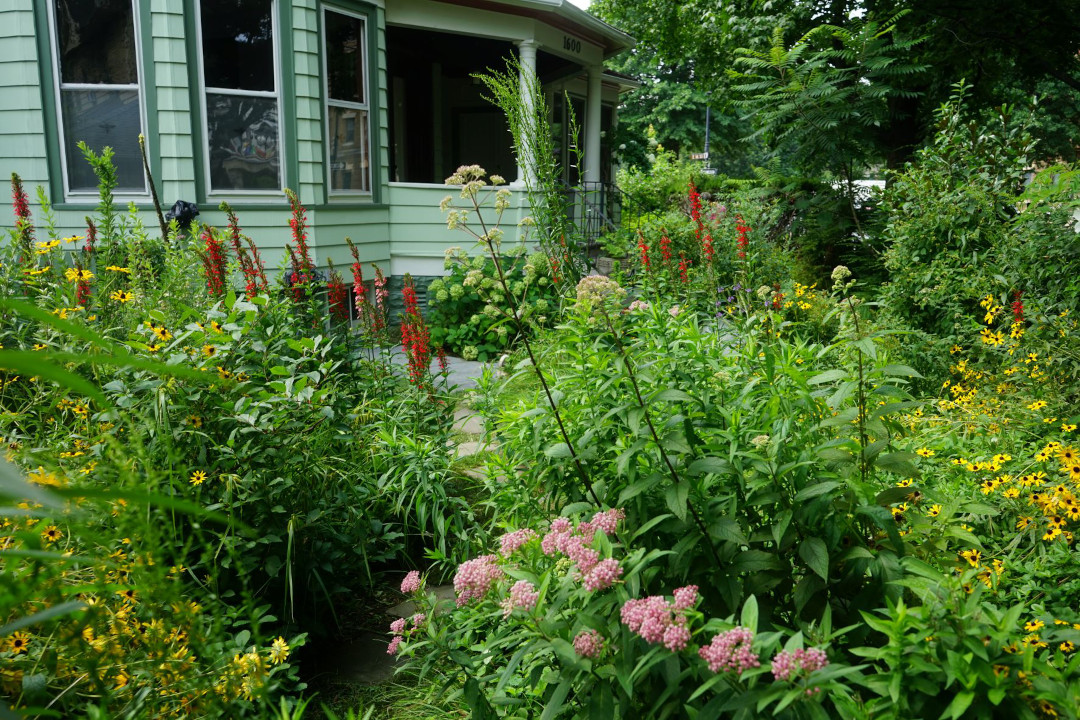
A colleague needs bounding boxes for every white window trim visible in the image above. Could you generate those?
[195,0,286,200]
[322,5,373,197]
[45,0,150,201]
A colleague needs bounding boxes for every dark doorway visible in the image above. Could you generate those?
[386,26,517,183]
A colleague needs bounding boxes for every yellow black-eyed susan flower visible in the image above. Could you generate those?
[7,632,30,654]
[110,289,133,303]
[190,470,207,485]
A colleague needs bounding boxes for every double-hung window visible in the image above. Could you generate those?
[48,0,146,195]
[198,0,283,193]
[323,8,371,194]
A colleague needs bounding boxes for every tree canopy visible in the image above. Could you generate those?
[594,0,1080,170]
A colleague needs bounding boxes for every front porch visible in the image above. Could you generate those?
[383,0,636,272]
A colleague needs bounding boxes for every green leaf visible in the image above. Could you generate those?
[740,595,759,633]
[270,366,291,376]
[0,351,109,408]
[878,363,922,378]
[794,481,841,502]
[618,472,660,503]
[665,483,689,521]
[799,537,829,582]
[654,388,694,403]
[853,337,878,359]
[540,680,572,720]
[874,486,916,506]
[794,574,824,613]
[732,550,782,573]
[544,443,573,459]
[0,601,86,636]
[0,461,63,508]
[808,368,847,385]
[875,452,920,477]
[944,690,975,719]
[688,457,730,476]
[588,683,614,718]
[708,517,748,545]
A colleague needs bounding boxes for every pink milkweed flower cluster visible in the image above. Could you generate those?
[771,647,829,682]
[387,613,426,655]
[673,585,699,611]
[499,528,537,558]
[581,559,622,592]
[573,629,605,658]
[400,570,422,594]
[698,626,760,675]
[541,510,625,592]
[621,585,699,652]
[501,580,539,618]
[453,554,504,606]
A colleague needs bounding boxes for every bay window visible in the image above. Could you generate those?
[323,7,371,194]
[198,0,282,193]
[49,0,146,195]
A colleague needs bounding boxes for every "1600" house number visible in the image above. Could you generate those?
[563,35,582,53]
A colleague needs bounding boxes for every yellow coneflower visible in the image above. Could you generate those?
[110,289,133,303]
[7,632,30,654]
[190,470,207,486]
[41,526,62,543]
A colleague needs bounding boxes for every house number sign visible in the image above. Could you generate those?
[562,35,582,53]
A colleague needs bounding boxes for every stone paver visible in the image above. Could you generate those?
[453,407,485,435]
[384,346,493,390]
[329,632,400,684]
[454,441,484,458]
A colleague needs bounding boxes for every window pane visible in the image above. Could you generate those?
[328,106,369,192]
[206,93,280,191]
[200,0,275,92]
[55,0,137,85]
[61,90,144,192]
[325,11,365,105]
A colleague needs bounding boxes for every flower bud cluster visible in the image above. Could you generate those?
[500,580,539,618]
[621,586,699,652]
[770,647,829,682]
[573,629,605,658]
[541,510,625,592]
[499,528,537,558]
[400,570,422,594]
[453,554,504,606]
[387,612,426,655]
[698,626,759,674]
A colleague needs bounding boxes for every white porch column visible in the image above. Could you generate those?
[584,64,603,184]
[515,40,539,187]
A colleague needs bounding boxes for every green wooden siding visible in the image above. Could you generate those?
[0,2,50,188]
[150,0,196,204]
[374,5,389,204]
[387,184,528,259]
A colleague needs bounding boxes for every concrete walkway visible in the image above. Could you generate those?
[383,345,493,390]
[326,366,498,685]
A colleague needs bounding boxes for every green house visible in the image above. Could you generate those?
[2,0,634,291]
